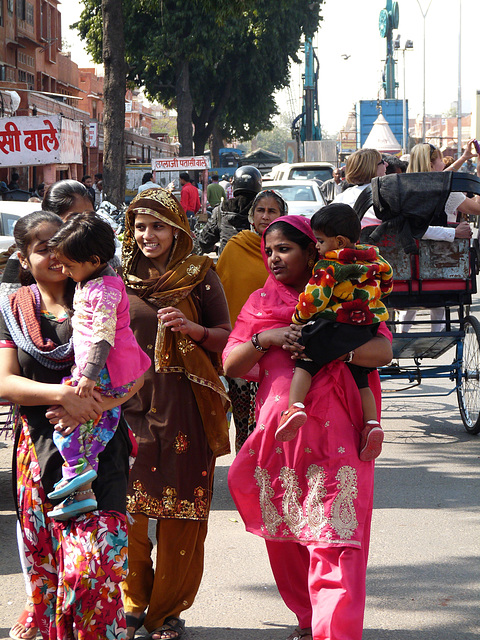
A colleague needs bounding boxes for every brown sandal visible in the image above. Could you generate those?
[149,616,185,639]
[125,612,146,640]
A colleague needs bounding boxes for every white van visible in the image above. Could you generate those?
[267,162,335,184]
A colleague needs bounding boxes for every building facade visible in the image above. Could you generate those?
[0,0,174,193]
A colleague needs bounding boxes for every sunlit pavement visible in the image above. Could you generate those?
[0,300,479,640]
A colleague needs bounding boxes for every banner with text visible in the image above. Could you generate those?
[0,116,82,167]
[152,156,210,171]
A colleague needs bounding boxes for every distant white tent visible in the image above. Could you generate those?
[363,112,401,154]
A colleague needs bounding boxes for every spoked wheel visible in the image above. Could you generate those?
[457,315,480,434]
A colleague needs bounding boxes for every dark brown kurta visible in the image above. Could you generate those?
[124,268,230,521]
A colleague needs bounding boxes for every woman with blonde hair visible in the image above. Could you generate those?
[333,148,386,231]
[398,142,479,330]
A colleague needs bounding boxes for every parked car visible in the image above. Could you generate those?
[0,201,43,252]
[267,180,326,218]
[267,162,335,184]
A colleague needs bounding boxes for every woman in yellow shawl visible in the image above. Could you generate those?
[216,189,287,451]
[121,188,231,640]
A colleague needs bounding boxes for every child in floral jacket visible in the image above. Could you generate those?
[276,203,393,461]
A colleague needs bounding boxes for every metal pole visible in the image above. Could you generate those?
[457,0,462,156]
[416,0,434,143]
[422,17,426,142]
[402,48,407,154]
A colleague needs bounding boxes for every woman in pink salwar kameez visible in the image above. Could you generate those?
[224,216,392,640]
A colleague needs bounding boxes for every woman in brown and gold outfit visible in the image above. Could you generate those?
[121,188,231,640]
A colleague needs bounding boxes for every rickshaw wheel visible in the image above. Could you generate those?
[457,315,480,434]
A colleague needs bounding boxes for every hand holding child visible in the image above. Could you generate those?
[76,375,96,398]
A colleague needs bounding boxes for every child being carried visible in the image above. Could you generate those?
[46,212,150,520]
[276,203,393,461]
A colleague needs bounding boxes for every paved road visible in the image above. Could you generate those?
[1,315,479,640]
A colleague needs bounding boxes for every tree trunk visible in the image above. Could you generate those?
[208,124,223,168]
[102,0,126,208]
[175,59,194,156]
[193,126,208,157]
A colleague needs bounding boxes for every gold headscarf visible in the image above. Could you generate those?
[122,188,230,457]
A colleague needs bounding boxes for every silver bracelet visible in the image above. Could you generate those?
[251,333,268,353]
[344,350,355,363]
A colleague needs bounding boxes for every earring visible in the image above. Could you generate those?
[308,258,315,268]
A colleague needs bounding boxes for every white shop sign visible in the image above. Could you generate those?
[0,115,82,167]
[152,156,210,171]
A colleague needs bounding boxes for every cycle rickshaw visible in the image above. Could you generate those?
[367,172,480,435]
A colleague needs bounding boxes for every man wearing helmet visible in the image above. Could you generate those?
[194,165,262,255]
[219,174,230,192]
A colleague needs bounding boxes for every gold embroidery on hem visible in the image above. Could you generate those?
[329,465,358,540]
[254,466,282,536]
[305,464,327,537]
[127,480,210,519]
[279,467,306,536]
[258,532,362,546]
[253,464,359,541]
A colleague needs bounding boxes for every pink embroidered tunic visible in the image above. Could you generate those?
[225,273,391,549]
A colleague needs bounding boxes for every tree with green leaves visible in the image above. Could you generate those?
[76,1,323,159]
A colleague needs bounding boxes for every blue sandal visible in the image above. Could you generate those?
[47,468,97,500]
[47,491,97,521]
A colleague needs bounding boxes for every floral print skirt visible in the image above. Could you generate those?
[16,419,128,640]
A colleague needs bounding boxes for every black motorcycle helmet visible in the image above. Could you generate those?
[233,165,262,197]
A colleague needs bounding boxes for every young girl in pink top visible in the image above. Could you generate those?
[46,212,150,520]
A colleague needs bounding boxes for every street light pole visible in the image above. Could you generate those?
[403,47,407,153]
[457,0,462,156]
[416,0,433,143]
[394,37,414,155]
[402,44,414,154]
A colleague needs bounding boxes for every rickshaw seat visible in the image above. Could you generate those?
[370,172,480,254]
[376,235,475,309]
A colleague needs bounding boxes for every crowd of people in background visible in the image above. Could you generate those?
[1,137,479,640]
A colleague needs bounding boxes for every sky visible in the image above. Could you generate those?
[59,0,480,135]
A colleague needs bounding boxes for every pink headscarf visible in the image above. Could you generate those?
[261,214,317,266]
[223,215,318,378]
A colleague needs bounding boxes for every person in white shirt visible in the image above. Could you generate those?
[137,172,159,194]
[93,173,103,208]
[219,174,230,191]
